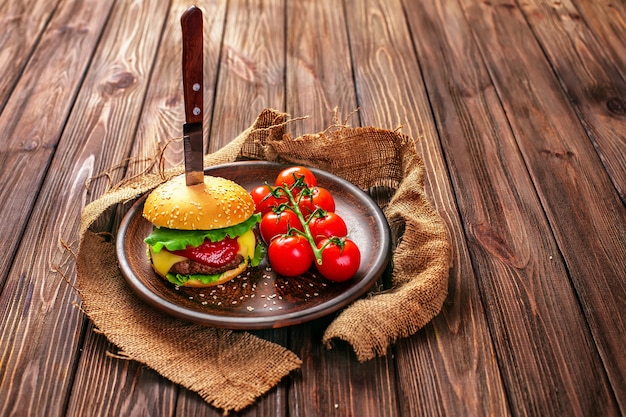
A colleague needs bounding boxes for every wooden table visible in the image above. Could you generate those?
[1,0,624,415]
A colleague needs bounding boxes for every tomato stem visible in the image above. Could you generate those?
[269,180,324,265]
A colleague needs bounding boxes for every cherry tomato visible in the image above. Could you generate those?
[316,238,361,282]
[268,234,315,277]
[308,212,348,244]
[259,209,304,244]
[250,184,286,214]
[275,166,317,191]
[297,187,335,216]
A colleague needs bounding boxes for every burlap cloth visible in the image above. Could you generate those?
[76,108,450,412]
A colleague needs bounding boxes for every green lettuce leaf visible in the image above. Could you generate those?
[166,272,223,286]
[145,213,261,253]
[250,242,266,267]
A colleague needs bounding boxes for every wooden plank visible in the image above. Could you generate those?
[67,330,178,416]
[285,0,358,136]
[405,0,621,415]
[458,0,626,413]
[0,0,112,287]
[343,0,510,415]
[517,0,626,203]
[0,0,61,110]
[0,4,114,394]
[571,0,626,80]
[284,1,401,416]
[208,0,286,152]
[0,0,169,415]
[288,318,401,417]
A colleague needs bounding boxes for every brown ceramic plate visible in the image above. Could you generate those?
[116,161,390,329]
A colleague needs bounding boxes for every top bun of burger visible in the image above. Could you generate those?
[143,174,256,231]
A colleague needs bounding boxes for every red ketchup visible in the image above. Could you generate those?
[172,237,239,266]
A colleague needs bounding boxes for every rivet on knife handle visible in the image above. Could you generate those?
[181,5,204,186]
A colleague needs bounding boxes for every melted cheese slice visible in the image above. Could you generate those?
[149,229,256,277]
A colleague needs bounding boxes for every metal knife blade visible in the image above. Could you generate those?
[181,6,204,186]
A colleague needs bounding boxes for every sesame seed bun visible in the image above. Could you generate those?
[142,174,255,230]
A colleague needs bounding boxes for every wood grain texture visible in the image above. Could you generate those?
[0,0,113,286]
[209,0,285,152]
[0,0,60,110]
[66,327,178,416]
[289,318,400,417]
[285,0,358,136]
[181,5,205,125]
[0,8,115,412]
[571,0,626,80]
[517,0,626,202]
[0,0,137,412]
[344,0,510,415]
[0,0,171,416]
[406,0,620,416]
[459,0,626,413]
[67,2,234,416]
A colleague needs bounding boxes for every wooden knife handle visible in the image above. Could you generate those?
[181,6,203,124]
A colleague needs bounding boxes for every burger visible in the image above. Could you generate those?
[142,174,263,287]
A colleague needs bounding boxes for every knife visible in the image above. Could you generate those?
[181,6,204,186]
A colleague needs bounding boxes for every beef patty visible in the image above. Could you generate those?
[170,254,245,276]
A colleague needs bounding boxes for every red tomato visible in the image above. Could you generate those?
[308,212,348,244]
[268,234,315,277]
[297,187,335,216]
[275,166,317,191]
[315,238,361,282]
[259,210,303,244]
[250,185,286,214]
